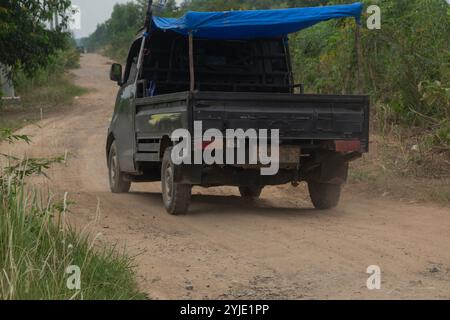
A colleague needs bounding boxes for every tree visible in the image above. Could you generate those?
[180,0,330,11]
[137,0,180,17]
[0,0,72,76]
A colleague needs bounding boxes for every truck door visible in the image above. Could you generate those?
[111,39,141,173]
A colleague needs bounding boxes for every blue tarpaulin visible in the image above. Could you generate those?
[152,2,363,40]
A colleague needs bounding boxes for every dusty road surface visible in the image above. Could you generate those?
[2,54,449,299]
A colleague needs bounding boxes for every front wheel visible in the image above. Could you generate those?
[308,182,342,210]
[108,141,131,193]
[161,148,192,215]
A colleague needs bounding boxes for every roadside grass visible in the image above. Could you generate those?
[15,72,87,108]
[0,48,88,133]
[0,131,147,300]
[349,167,450,205]
[0,117,23,133]
[0,73,88,133]
[349,131,450,205]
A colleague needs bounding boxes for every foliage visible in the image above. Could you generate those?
[1,37,86,136]
[12,46,86,108]
[83,1,180,62]
[0,128,31,144]
[180,0,329,11]
[0,130,146,300]
[0,0,74,76]
[1,1,83,114]
[291,0,449,146]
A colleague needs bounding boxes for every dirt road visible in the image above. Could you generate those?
[2,54,449,299]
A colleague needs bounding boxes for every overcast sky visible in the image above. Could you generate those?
[71,0,183,38]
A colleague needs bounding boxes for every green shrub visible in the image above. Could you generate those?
[12,48,86,108]
[289,0,449,150]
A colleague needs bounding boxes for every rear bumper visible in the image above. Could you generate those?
[173,165,296,186]
[173,153,354,187]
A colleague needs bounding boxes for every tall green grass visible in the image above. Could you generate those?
[0,130,146,300]
[0,47,88,134]
[13,48,88,108]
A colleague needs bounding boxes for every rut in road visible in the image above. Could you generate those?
[2,54,449,299]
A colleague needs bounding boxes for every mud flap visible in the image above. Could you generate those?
[306,152,349,185]
[173,164,202,185]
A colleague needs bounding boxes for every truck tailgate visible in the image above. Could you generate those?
[193,91,370,151]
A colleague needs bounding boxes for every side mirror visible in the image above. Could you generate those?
[110,63,123,85]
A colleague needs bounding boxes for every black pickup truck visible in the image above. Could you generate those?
[106,13,369,215]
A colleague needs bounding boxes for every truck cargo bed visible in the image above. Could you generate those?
[135,91,370,159]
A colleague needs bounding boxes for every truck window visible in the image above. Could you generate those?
[127,57,138,85]
[123,39,141,85]
[139,30,292,96]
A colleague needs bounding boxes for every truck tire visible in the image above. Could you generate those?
[239,186,263,199]
[108,141,131,193]
[308,181,342,210]
[161,148,192,215]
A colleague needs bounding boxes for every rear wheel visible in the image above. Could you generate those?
[239,186,263,199]
[161,148,192,215]
[308,181,342,210]
[108,141,131,193]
